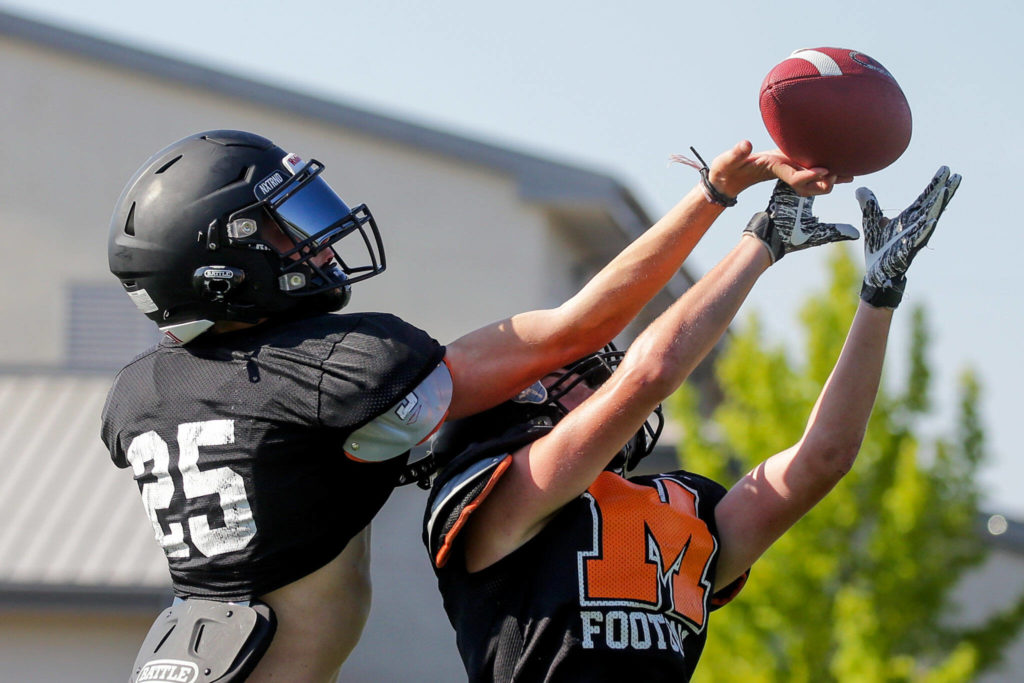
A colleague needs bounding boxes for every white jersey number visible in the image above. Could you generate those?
[126,419,256,558]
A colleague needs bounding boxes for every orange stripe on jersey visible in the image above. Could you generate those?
[416,405,450,446]
[710,569,748,609]
[434,455,513,569]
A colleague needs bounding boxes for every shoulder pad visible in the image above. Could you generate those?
[344,362,453,463]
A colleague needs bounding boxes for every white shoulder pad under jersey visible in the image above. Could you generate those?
[344,361,453,462]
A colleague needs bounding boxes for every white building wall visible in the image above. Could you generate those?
[0,32,558,367]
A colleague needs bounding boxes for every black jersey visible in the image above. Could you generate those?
[102,312,445,601]
[426,455,747,682]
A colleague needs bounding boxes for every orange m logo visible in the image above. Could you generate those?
[579,472,716,630]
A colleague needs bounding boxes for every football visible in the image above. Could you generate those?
[759,47,912,176]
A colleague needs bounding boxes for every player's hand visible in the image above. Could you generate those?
[743,180,859,264]
[859,166,961,308]
[672,141,852,204]
[757,149,855,197]
[705,142,853,198]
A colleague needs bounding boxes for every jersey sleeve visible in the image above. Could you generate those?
[710,571,749,611]
[317,313,446,435]
[423,453,513,570]
[100,377,127,468]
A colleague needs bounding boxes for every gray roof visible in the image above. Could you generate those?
[0,374,170,609]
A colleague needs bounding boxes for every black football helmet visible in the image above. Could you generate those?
[541,346,664,474]
[108,130,385,342]
[412,345,664,487]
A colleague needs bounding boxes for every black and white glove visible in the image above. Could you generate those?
[858,167,961,308]
[744,181,859,264]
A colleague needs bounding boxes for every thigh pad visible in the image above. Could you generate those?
[130,598,276,683]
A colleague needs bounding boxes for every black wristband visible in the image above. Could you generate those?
[743,211,781,263]
[690,147,738,207]
[860,276,906,309]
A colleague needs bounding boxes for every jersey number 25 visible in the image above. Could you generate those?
[126,419,256,559]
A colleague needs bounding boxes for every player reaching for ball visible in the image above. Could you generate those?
[102,129,838,682]
[423,168,960,681]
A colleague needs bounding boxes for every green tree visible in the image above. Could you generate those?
[672,247,1024,682]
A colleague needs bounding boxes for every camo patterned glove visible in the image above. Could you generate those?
[744,181,859,264]
[859,166,961,308]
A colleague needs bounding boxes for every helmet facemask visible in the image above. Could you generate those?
[223,158,385,304]
[544,346,665,474]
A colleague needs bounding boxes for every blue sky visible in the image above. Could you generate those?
[3,0,1020,516]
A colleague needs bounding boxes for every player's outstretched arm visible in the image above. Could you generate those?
[444,142,844,420]
[458,182,856,571]
[459,237,772,571]
[712,167,961,590]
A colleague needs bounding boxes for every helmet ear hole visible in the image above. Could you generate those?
[193,266,246,301]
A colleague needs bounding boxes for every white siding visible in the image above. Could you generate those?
[0,30,581,366]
